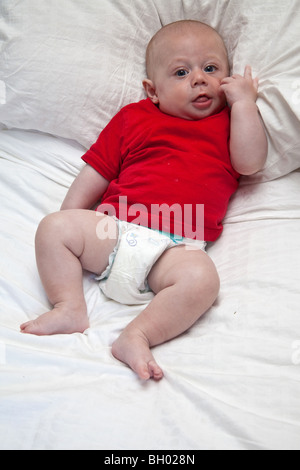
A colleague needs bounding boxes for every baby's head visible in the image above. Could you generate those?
[143,20,230,120]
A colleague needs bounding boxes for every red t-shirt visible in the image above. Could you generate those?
[82,98,239,241]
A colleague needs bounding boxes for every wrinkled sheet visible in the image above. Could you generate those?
[0,129,299,450]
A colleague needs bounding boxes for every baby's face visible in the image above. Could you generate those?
[145,28,229,120]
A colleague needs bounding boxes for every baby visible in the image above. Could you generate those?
[20,20,267,381]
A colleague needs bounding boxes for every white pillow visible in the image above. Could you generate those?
[0,0,299,181]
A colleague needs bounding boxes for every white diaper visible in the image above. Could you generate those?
[95,220,206,305]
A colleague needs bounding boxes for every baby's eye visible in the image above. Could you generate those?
[176,69,188,77]
[204,65,217,73]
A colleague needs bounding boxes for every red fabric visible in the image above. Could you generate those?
[82,98,239,241]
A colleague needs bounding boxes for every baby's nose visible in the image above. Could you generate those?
[191,69,208,87]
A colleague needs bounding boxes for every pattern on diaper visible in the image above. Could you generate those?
[126,232,138,247]
[148,237,161,246]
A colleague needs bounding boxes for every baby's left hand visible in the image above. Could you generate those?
[220,65,259,107]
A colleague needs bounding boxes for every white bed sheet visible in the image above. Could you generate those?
[0,129,299,450]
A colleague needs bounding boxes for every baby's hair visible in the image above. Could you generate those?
[145,20,228,79]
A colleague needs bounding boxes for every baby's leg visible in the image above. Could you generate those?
[21,210,117,335]
[112,246,220,380]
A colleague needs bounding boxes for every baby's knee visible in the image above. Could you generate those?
[204,266,220,303]
[35,211,66,244]
[184,258,220,305]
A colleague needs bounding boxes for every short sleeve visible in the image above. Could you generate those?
[81,109,125,182]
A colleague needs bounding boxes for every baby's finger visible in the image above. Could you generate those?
[231,74,243,80]
[253,76,259,91]
[244,65,253,79]
[220,76,233,84]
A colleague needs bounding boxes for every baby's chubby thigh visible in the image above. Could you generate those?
[76,210,119,275]
[147,244,220,308]
[39,209,119,276]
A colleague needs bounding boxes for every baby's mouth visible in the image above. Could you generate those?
[192,94,213,109]
[194,94,211,103]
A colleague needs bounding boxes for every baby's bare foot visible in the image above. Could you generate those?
[20,303,89,336]
[112,329,164,381]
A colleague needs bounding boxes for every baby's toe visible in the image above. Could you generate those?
[148,360,164,381]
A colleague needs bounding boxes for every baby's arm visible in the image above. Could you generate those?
[220,65,268,175]
[61,164,109,210]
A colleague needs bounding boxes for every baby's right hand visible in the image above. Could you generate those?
[220,65,259,108]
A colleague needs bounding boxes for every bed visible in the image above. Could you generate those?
[0,0,300,450]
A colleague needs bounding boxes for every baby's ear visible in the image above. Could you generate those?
[142,79,159,104]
